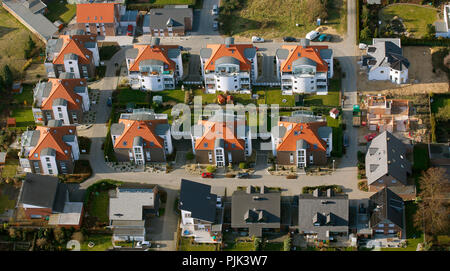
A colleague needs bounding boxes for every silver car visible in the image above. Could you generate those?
[213,22,218,31]
[212,5,218,15]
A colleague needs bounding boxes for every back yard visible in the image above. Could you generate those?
[45,0,76,24]
[431,93,450,143]
[81,234,113,251]
[378,4,438,38]
[218,0,347,39]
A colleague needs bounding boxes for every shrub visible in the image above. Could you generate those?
[253,237,262,251]
[206,165,216,173]
[286,174,297,179]
[225,173,235,178]
[239,162,248,169]
[357,173,363,179]
[185,152,194,161]
[358,180,368,192]
[357,162,364,170]
[283,236,292,251]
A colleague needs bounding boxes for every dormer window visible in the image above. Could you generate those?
[34,153,38,158]
[204,143,208,148]
[123,141,127,146]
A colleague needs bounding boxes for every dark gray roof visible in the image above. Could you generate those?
[298,193,349,240]
[47,119,63,127]
[74,86,87,94]
[231,187,281,237]
[167,48,181,59]
[365,131,412,185]
[319,48,333,60]
[244,47,257,59]
[292,57,317,67]
[53,182,68,213]
[120,10,138,22]
[368,39,410,71]
[215,56,240,66]
[125,48,139,59]
[53,98,68,106]
[155,123,170,135]
[148,8,193,30]
[63,135,76,143]
[18,173,63,211]
[139,59,164,67]
[317,126,332,139]
[84,41,96,49]
[276,48,290,60]
[200,48,212,59]
[3,0,58,42]
[369,187,404,230]
[40,147,56,156]
[179,179,217,223]
[111,123,125,136]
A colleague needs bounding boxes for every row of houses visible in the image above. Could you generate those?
[173,179,406,244]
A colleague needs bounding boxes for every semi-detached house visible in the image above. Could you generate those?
[19,120,80,175]
[110,109,173,164]
[200,37,258,93]
[32,75,90,125]
[45,30,99,79]
[276,39,333,95]
[76,2,121,36]
[125,38,183,91]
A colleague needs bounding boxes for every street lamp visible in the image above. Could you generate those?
[332,160,335,171]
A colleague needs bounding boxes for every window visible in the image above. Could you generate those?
[204,143,208,148]
[389,224,394,228]
[45,157,50,162]
[231,144,236,148]
[392,180,397,184]
[379,224,384,227]
[313,144,318,150]
[380,71,384,74]
[48,169,53,175]
[123,141,127,146]
[34,153,38,158]
[61,162,67,174]
[34,161,40,172]
[149,142,154,146]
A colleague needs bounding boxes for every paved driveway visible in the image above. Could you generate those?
[192,0,220,35]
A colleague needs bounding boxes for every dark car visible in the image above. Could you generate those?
[236,172,250,179]
[283,36,296,42]
[107,97,112,106]
[127,25,133,36]
[201,172,214,178]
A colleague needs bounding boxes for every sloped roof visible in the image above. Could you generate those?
[275,120,329,152]
[52,34,97,65]
[127,44,179,72]
[148,8,192,30]
[365,131,412,185]
[179,179,217,223]
[18,173,65,212]
[39,78,87,111]
[367,39,410,71]
[369,187,405,230]
[76,3,118,24]
[278,45,329,73]
[28,124,77,161]
[202,43,256,72]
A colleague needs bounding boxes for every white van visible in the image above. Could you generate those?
[252,36,264,43]
[306,30,320,41]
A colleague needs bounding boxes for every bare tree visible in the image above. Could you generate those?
[414,168,450,239]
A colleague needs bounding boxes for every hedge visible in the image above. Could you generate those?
[84,179,123,205]
[302,185,342,194]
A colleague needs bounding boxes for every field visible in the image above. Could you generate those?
[0,7,44,76]
[45,0,76,24]
[219,0,346,39]
[378,4,438,38]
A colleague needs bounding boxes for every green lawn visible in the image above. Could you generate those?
[327,115,343,157]
[45,0,76,24]
[0,189,16,214]
[223,241,255,251]
[179,237,218,251]
[303,78,341,107]
[81,234,113,251]
[431,93,450,114]
[193,89,216,104]
[219,0,346,38]
[158,89,186,104]
[1,153,18,178]
[87,191,109,224]
[116,88,149,105]
[264,89,295,107]
[261,242,284,251]
[379,4,438,38]
[10,107,35,131]
[12,84,34,106]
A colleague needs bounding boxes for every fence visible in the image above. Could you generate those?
[182,81,203,85]
[253,82,281,87]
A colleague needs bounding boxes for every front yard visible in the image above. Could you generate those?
[303,78,341,107]
[179,237,219,251]
[86,191,109,225]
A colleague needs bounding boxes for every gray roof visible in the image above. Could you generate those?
[367,39,409,71]
[369,187,404,230]
[21,130,40,147]
[298,192,349,240]
[296,139,308,149]
[74,86,87,94]
[125,48,139,59]
[244,47,257,59]
[231,186,281,237]
[139,59,164,67]
[179,179,217,223]
[3,0,58,42]
[63,135,76,143]
[40,147,56,156]
[317,126,332,139]
[59,72,75,79]
[292,57,317,67]
[53,98,68,106]
[33,81,52,106]
[111,220,145,227]
[148,8,193,30]
[23,0,46,14]
[47,119,63,127]
[133,136,143,146]
[143,14,150,27]
[215,56,240,66]
[167,48,181,59]
[18,173,66,212]
[200,48,212,59]
[64,53,78,61]
[111,123,125,136]
[113,227,145,237]
[109,187,158,221]
[276,48,289,60]
[365,131,412,185]
[271,125,287,138]
[155,123,170,136]
[214,138,224,149]
[84,41,96,49]
[319,48,333,60]
[120,10,138,22]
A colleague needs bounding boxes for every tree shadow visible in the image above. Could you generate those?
[0,26,17,39]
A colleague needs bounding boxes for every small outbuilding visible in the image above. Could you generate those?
[329,108,339,119]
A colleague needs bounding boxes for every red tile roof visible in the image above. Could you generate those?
[280,45,329,73]
[128,44,178,72]
[29,125,77,161]
[276,121,327,152]
[113,118,168,149]
[203,43,254,72]
[41,78,87,111]
[76,3,118,24]
[194,120,245,151]
[53,35,97,65]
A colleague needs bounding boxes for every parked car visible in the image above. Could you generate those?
[317,33,332,42]
[213,22,218,31]
[136,241,151,248]
[343,133,349,147]
[127,25,133,36]
[216,196,222,207]
[306,30,320,40]
[107,96,112,106]
[212,5,218,15]
[201,172,214,178]
[252,36,264,43]
[236,172,250,179]
[283,36,296,42]
[364,133,377,142]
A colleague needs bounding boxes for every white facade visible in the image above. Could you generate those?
[52,105,71,125]
[64,58,81,78]
[435,5,450,38]
[368,66,408,84]
[40,155,58,175]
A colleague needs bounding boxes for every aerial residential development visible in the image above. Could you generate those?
[0,0,448,256]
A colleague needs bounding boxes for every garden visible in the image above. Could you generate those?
[44,0,77,24]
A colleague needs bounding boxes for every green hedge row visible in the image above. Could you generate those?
[302,185,343,194]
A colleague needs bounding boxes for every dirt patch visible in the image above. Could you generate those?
[357,46,449,94]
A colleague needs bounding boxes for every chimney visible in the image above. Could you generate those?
[299,38,310,47]
[225,37,234,47]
